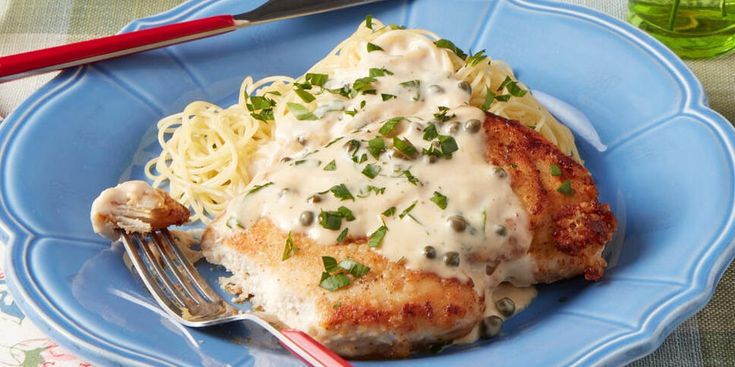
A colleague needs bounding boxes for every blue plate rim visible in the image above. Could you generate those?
[1,0,734,366]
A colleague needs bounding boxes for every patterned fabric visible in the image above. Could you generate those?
[0,1,733,366]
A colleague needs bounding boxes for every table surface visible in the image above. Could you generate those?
[0,1,733,366]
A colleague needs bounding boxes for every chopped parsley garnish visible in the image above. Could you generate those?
[482,87,495,111]
[466,50,488,66]
[226,216,244,229]
[337,206,356,221]
[324,160,337,171]
[379,117,403,137]
[320,273,351,291]
[400,80,421,101]
[434,39,468,59]
[322,256,339,272]
[423,123,439,141]
[319,210,343,230]
[365,14,373,30]
[399,201,418,219]
[497,76,528,97]
[358,185,385,198]
[246,95,276,121]
[390,24,406,30]
[329,184,355,201]
[430,191,448,209]
[433,106,455,122]
[367,136,386,158]
[352,77,377,94]
[328,85,354,98]
[319,256,370,291]
[305,73,328,87]
[247,182,273,195]
[367,42,384,52]
[318,207,354,231]
[352,153,368,164]
[382,206,396,217]
[368,225,388,247]
[369,67,393,77]
[294,88,315,103]
[381,93,397,101]
[336,228,349,242]
[494,94,511,102]
[557,180,574,196]
[286,102,317,120]
[339,259,370,277]
[248,95,274,110]
[438,135,458,158]
[422,142,442,158]
[393,137,419,159]
[282,231,298,261]
[326,136,343,147]
[344,109,358,117]
[403,169,421,185]
[344,139,361,155]
[550,164,562,177]
[362,164,381,179]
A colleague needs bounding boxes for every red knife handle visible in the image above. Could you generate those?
[0,15,238,82]
[280,329,353,367]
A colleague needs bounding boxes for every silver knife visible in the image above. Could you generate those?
[0,0,390,82]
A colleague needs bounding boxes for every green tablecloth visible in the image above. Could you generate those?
[0,1,732,366]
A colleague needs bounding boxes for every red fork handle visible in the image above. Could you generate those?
[0,15,238,83]
[280,329,353,367]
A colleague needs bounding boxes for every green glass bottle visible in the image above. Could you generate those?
[628,0,735,58]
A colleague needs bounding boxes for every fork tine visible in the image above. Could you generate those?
[149,231,208,305]
[120,232,185,313]
[129,232,199,311]
[160,229,223,302]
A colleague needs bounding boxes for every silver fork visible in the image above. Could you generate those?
[119,228,351,367]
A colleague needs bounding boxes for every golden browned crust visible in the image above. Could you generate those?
[203,219,482,358]
[483,113,616,282]
[148,192,190,229]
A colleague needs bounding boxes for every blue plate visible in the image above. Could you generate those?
[2,0,735,365]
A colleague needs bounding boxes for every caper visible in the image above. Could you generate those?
[464,119,481,133]
[448,215,467,232]
[297,136,307,145]
[299,211,314,226]
[494,224,507,236]
[429,84,445,94]
[423,245,437,259]
[494,167,507,178]
[458,81,472,94]
[495,297,516,317]
[443,251,460,267]
[447,121,461,135]
[307,194,322,204]
[480,316,503,339]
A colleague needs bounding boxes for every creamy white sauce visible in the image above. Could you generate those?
[218,30,537,341]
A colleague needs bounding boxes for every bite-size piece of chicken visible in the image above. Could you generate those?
[90,180,190,240]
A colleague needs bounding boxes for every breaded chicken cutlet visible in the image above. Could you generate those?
[201,112,616,358]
